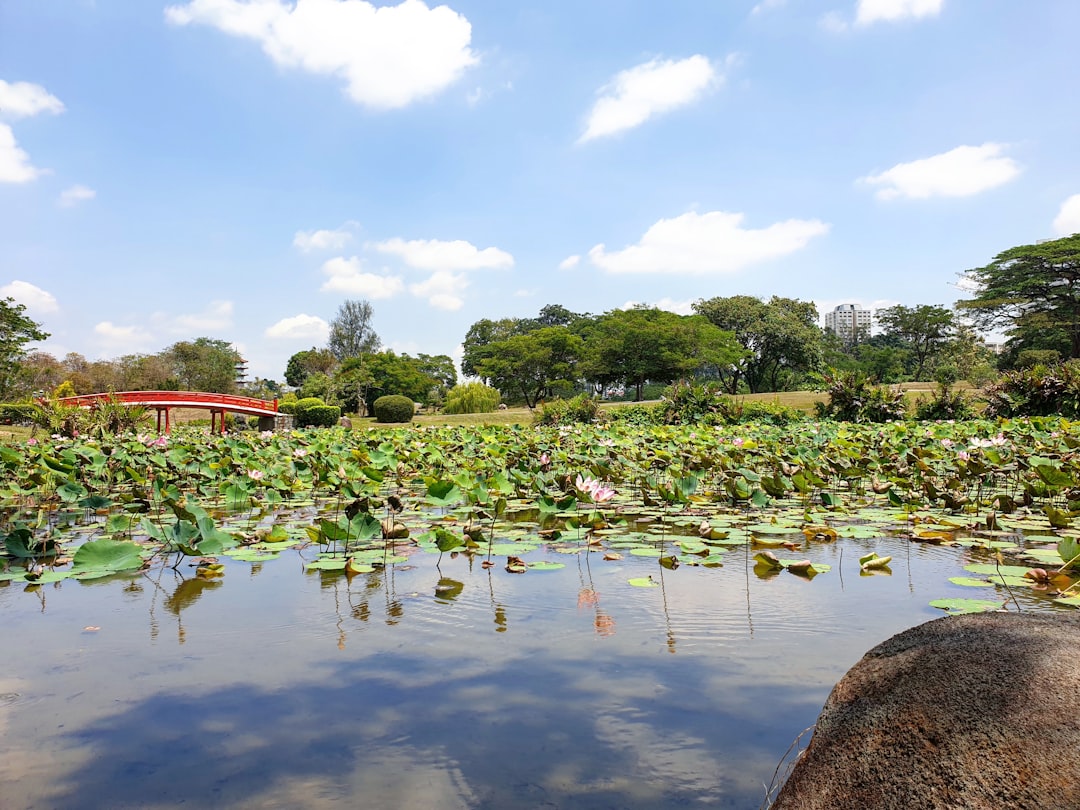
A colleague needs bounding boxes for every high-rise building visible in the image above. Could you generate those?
[823,304,872,344]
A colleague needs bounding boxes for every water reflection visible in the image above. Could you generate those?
[0,532,1069,810]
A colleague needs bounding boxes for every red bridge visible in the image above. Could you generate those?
[57,391,280,434]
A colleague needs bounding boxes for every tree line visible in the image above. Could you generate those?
[3,232,1080,407]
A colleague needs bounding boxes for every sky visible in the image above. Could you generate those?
[2,0,1079,382]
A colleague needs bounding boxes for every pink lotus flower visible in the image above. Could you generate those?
[539,452,551,465]
[576,474,615,503]
[247,469,264,481]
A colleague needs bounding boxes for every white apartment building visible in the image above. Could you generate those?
[823,304,872,343]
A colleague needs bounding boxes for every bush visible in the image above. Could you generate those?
[815,368,907,423]
[982,362,1080,418]
[0,402,42,425]
[660,381,734,425]
[373,395,415,423]
[607,403,664,427]
[533,394,602,426]
[443,382,500,414]
[296,404,342,428]
[914,384,976,421]
[277,392,299,415]
[738,401,807,426]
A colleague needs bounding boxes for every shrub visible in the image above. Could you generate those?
[373,395,415,423]
[296,404,342,428]
[53,381,77,399]
[607,403,664,426]
[444,382,500,414]
[982,362,1080,418]
[0,402,42,425]
[533,394,602,426]
[277,392,299,414]
[914,383,976,421]
[660,381,734,425]
[815,368,907,423]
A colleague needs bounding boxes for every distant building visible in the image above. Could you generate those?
[823,304,872,344]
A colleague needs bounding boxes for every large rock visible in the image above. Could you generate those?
[772,611,1080,810]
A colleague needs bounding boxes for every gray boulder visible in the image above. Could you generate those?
[772,611,1080,810]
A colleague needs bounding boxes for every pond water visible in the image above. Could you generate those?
[0,525,1062,810]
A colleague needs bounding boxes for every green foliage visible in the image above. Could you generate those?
[32,397,151,438]
[53,380,77,399]
[164,337,242,394]
[284,347,337,387]
[474,326,584,408]
[876,304,956,381]
[361,351,447,413]
[443,382,501,414]
[1016,349,1061,369]
[0,297,50,400]
[288,396,326,422]
[533,394,602,426]
[982,362,1080,418]
[914,384,976,421]
[958,233,1080,360]
[606,403,664,426]
[815,368,907,423]
[0,402,42,425]
[327,299,380,362]
[660,380,734,425]
[373,394,415,423]
[296,404,342,428]
[692,295,822,393]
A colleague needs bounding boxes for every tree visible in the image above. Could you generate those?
[164,338,241,393]
[692,295,823,393]
[461,317,523,378]
[285,347,338,388]
[474,326,584,408]
[580,308,742,401]
[875,304,956,380]
[327,300,380,362]
[957,233,1080,361]
[0,297,49,399]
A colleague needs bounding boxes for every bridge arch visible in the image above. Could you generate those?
[56,391,280,434]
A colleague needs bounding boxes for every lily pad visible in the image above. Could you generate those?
[627,576,659,588]
[929,597,1003,614]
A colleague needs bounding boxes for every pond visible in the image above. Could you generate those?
[0,525,1065,810]
[2,419,1078,808]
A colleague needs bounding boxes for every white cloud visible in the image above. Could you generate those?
[0,80,64,119]
[58,184,96,207]
[374,237,514,270]
[752,0,786,14]
[293,225,353,251]
[855,0,944,26]
[819,11,850,32]
[265,313,330,340]
[165,0,478,109]
[588,210,830,275]
[94,321,153,350]
[171,299,234,332]
[409,270,467,310]
[0,280,59,313]
[621,297,695,316]
[320,255,404,298]
[0,123,43,183]
[580,55,720,143]
[860,143,1020,200]
[558,255,580,270]
[1053,194,1080,237]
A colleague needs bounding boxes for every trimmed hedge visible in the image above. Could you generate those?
[296,404,341,428]
[373,395,415,423]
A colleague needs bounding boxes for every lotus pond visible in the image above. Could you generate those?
[3,418,1080,809]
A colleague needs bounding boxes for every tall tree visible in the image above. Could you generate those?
[692,295,823,393]
[580,308,741,401]
[165,338,241,393]
[0,297,49,399]
[327,300,381,361]
[461,317,522,379]
[875,304,955,380]
[474,326,584,408]
[285,347,338,388]
[957,233,1080,360]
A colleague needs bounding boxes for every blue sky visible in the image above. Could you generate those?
[2,0,1079,382]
